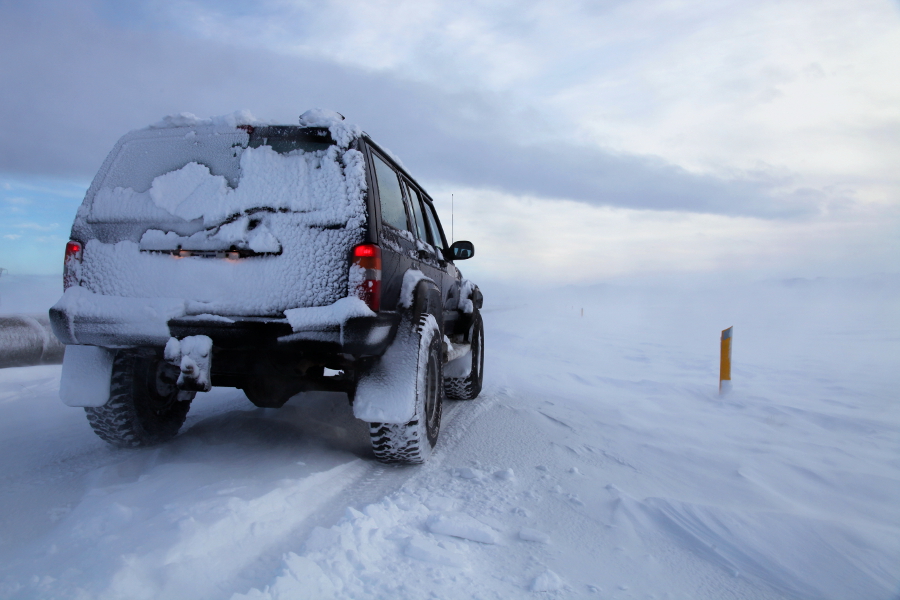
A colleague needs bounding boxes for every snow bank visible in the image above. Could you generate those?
[233,495,509,599]
[4,276,899,600]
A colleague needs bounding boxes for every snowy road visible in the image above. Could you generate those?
[1,276,898,599]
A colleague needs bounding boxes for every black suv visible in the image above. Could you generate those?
[50,110,484,464]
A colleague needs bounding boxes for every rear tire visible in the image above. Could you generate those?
[445,310,484,400]
[85,351,194,448]
[368,314,443,464]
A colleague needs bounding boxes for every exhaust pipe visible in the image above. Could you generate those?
[0,314,66,368]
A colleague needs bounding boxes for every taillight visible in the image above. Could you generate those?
[351,243,381,311]
[63,241,83,291]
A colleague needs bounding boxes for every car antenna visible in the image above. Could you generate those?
[451,193,454,243]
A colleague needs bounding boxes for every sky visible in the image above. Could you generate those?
[1,0,898,282]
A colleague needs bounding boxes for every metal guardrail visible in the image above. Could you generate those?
[0,314,66,368]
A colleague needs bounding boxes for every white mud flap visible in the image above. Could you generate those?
[353,315,439,424]
[59,345,115,407]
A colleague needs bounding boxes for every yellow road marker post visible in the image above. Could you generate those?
[719,326,733,395]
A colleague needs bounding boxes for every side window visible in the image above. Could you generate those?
[372,153,409,232]
[422,201,447,250]
[405,183,428,243]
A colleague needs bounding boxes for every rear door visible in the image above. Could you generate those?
[401,178,444,303]
[419,196,463,335]
[367,148,416,311]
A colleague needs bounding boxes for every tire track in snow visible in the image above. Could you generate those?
[259,390,499,552]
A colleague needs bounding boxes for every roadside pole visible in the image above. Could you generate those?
[719,326,733,395]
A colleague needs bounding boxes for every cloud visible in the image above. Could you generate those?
[0,0,825,219]
[3,234,22,240]
[11,222,59,232]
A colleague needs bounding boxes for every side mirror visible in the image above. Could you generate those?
[446,241,475,261]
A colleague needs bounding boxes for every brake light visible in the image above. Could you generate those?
[63,241,83,291]
[351,244,381,311]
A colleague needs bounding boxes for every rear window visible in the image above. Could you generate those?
[87,126,362,227]
[248,126,335,155]
[97,126,335,194]
[99,130,247,194]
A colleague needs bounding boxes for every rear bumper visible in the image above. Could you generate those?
[49,287,399,357]
[168,313,399,356]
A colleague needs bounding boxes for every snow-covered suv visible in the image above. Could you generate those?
[50,110,484,464]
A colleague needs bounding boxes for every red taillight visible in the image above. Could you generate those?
[353,245,378,258]
[63,241,83,291]
[351,244,381,312]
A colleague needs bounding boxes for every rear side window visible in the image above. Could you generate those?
[406,183,428,242]
[372,153,409,232]
[423,202,446,249]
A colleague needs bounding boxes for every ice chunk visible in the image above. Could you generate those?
[454,467,485,480]
[519,527,550,543]
[530,570,563,592]
[424,496,458,511]
[426,512,500,544]
[405,537,467,568]
[494,468,515,481]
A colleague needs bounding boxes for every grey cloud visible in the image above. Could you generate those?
[0,1,819,218]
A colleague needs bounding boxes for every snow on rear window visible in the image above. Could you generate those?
[90,140,365,228]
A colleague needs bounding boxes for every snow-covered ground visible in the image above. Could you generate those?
[0,274,898,599]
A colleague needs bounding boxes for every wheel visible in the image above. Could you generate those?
[368,314,443,464]
[84,350,194,447]
[445,310,484,400]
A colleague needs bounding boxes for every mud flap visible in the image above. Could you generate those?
[352,317,419,424]
[59,345,115,407]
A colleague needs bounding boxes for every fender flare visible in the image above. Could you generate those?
[409,279,442,331]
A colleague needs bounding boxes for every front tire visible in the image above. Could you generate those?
[368,314,443,464]
[85,351,194,448]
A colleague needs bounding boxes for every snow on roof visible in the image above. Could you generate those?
[148,109,363,149]
[148,110,267,131]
